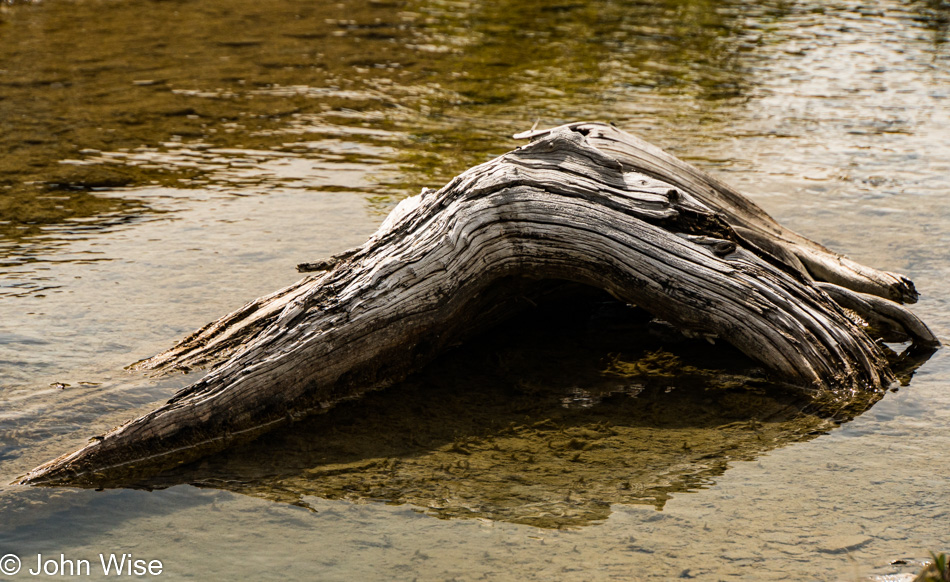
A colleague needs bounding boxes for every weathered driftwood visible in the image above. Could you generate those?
[18,122,937,486]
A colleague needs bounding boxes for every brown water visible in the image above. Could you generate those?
[1,0,949,579]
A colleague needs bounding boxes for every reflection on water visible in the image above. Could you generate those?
[133,290,891,529]
[0,0,949,578]
[0,0,776,247]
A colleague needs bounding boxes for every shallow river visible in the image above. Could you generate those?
[1,0,949,580]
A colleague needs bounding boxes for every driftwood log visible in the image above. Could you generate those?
[18,122,938,486]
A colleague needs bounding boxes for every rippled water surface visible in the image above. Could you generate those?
[1,0,949,580]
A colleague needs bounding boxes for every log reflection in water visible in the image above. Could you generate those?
[133,287,926,529]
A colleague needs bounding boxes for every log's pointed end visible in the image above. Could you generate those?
[891,273,919,305]
[858,267,919,305]
[17,432,175,488]
[15,468,60,487]
[14,443,97,487]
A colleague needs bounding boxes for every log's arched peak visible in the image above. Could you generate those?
[17,122,938,487]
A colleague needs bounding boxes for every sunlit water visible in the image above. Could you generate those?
[1,0,948,580]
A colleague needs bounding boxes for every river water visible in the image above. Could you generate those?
[1,0,948,580]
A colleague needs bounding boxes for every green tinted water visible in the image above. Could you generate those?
[1,0,949,580]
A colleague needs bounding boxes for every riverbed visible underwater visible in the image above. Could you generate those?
[1,0,949,580]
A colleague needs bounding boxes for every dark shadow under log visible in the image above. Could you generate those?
[17,122,939,486]
[120,288,938,528]
[116,291,878,527]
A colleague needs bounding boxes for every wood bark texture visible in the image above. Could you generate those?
[18,122,938,486]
